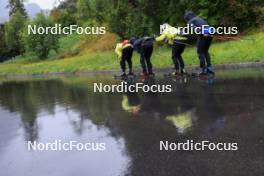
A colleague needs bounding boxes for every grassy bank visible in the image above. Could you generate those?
[0,32,263,75]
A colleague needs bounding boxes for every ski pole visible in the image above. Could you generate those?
[174,41,193,46]
[213,35,254,41]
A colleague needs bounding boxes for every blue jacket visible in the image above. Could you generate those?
[184,11,210,35]
[132,37,153,53]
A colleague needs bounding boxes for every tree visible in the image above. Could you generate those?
[76,0,113,25]
[7,0,27,17]
[0,25,6,53]
[108,0,157,38]
[22,13,59,59]
[50,0,78,27]
[50,8,77,27]
[58,0,78,11]
[5,11,26,56]
[76,0,92,24]
[0,24,9,62]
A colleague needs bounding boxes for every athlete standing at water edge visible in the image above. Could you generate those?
[184,11,214,75]
[155,23,188,76]
[130,37,154,76]
[115,40,134,77]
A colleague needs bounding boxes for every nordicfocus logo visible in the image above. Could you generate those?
[93,82,172,93]
[160,24,238,35]
[27,140,106,151]
[160,140,238,151]
[28,24,106,35]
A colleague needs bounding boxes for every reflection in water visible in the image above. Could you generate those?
[122,92,141,116]
[0,73,263,176]
[166,109,196,134]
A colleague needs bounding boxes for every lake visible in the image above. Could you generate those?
[0,69,263,176]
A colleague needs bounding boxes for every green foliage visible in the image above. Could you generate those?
[0,25,7,58]
[76,0,92,24]
[51,9,76,27]
[185,0,264,28]
[1,31,264,75]
[7,0,27,17]
[260,6,264,24]
[76,0,112,25]
[5,11,26,56]
[22,13,59,59]
[2,0,264,64]
[74,0,264,38]
[50,0,78,27]
[57,0,77,12]
[108,0,156,38]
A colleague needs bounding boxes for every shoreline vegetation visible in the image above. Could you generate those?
[0,61,263,76]
[0,31,264,76]
[1,0,264,77]
[1,68,264,89]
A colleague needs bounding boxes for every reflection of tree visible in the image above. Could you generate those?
[98,78,264,176]
[0,80,72,141]
[198,83,225,137]
[0,107,21,155]
[0,82,39,141]
[0,77,263,175]
[68,113,90,135]
[0,79,116,139]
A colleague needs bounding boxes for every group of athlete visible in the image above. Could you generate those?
[115,11,214,78]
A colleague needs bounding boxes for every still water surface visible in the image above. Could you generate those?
[0,69,263,176]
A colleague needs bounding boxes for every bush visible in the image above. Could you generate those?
[5,11,26,56]
[22,13,59,59]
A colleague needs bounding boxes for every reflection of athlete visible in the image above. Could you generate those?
[166,110,195,134]
[184,11,214,75]
[200,83,225,136]
[122,93,141,115]
[130,37,154,76]
[156,24,188,75]
[115,40,134,77]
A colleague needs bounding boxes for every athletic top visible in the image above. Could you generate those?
[121,95,141,113]
[133,37,154,53]
[184,11,211,36]
[115,42,132,59]
[155,24,187,45]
